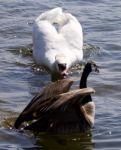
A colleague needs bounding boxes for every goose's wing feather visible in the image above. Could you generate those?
[15,88,94,129]
[26,79,73,109]
[31,88,95,114]
[14,79,73,129]
[47,88,95,111]
[24,88,95,132]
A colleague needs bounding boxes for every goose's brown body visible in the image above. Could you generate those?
[14,61,99,133]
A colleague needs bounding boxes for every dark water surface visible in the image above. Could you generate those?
[0,0,121,149]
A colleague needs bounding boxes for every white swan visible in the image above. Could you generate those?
[32,7,83,81]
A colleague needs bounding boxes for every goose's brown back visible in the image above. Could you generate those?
[14,79,73,129]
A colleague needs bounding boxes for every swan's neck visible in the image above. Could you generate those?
[51,71,62,82]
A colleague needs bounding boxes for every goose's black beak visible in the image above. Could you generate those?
[91,61,100,73]
[95,65,99,73]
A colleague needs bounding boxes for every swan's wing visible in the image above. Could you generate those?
[36,7,63,24]
[14,79,73,129]
[60,13,83,53]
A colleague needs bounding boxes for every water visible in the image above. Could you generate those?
[0,0,121,149]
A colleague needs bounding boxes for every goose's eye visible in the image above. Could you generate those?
[58,63,66,71]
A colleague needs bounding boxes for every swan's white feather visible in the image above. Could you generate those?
[32,7,83,79]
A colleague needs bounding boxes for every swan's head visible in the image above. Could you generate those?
[52,54,69,81]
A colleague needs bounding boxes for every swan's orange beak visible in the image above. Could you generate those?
[60,70,68,79]
[58,63,68,79]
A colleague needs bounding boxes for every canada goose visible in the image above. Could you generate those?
[79,61,99,130]
[13,61,99,133]
[32,7,83,81]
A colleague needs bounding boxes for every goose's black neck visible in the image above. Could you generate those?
[80,68,91,88]
[79,67,92,105]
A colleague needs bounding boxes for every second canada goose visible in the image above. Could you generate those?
[13,61,99,133]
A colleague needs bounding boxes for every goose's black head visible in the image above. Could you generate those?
[80,61,99,88]
[83,61,99,74]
